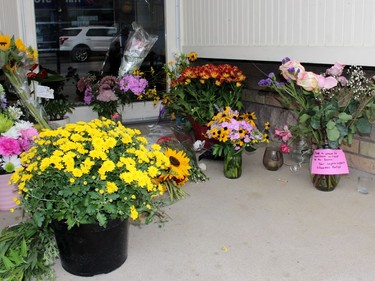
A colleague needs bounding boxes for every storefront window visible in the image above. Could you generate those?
[34,0,165,102]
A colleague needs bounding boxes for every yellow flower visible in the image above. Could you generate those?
[106,182,118,194]
[130,205,139,220]
[15,38,27,52]
[0,34,11,51]
[187,51,198,61]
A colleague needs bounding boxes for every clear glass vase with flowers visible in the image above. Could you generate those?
[259,57,375,190]
[206,106,269,179]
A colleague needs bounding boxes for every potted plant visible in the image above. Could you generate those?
[258,58,375,190]
[9,117,197,276]
[163,52,246,147]
[0,83,39,211]
[43,98,75,129]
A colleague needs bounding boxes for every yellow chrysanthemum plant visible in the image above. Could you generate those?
[11,118,174,230]
[0,34,50,129]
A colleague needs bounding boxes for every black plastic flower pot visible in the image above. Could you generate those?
[52,219,128,276]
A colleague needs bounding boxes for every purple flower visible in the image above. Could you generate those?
[84,87,94,105]
[282,57,290,64]
[258,78,272,87]
[119,75,148,96]
[1,96,7,109]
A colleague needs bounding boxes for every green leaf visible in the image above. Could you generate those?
[96,212,107,227]
[327,126,340,141]
[245,146,256,153]
[326,120,336,130]
[299,113,310,124]
[356,118,372,134]
[1,256,14,269]
[337,112,352,122]
[32,213,45,228]
[20,238,27,257]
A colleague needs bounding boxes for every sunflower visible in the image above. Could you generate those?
[160,148,191,183]
[0,34,11,51]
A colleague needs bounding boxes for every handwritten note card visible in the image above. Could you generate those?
[311,149,349,175]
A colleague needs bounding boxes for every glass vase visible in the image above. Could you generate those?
[310,174,341,191]
[224,151,242,179]
[309,148,341,191]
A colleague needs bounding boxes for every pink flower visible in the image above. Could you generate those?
[280,143,290,153]
[96,88,119,102]
[20,128,38,141]
[315,75,338,90]
[296,71,319,92]
[326,62,345,77]
[274,125,293,142]
[338,76,348,86]
[279,59,305,81]
[0,136,22,156]
[111,112,120,120]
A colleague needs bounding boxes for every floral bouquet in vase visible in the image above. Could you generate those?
[206,106,269,178]
[258,57,375,190]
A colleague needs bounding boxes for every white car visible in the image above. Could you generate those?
[59,26,118,62]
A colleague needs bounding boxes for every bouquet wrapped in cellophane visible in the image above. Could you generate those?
[146,123,209,202]
[0,34,50,129]
[118,22,158,76]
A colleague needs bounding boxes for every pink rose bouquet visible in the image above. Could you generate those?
[258,57,375,149]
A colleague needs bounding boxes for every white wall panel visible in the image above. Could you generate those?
[180,0,375,66]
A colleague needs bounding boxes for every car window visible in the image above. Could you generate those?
[86,28,115,37]
[61,29,82,36]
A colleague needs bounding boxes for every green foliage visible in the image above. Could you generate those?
[262,64,375,148]
[164,57,247,124]
[43,98,75,121]
[0,221,58,281]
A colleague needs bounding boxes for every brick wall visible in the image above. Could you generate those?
[197,58,375,174]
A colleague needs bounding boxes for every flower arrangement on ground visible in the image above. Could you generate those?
[206,106,269,178]
[156,135,209,201]
[206,106,269,157]
[0,83,39,175]
[11,118,178,229]
[258,58,375,149]
[0,34,50,129]
[2,117,206,279]
[163,52,246,124]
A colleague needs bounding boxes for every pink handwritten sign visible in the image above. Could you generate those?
[311,149,349,175]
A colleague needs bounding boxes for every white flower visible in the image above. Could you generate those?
[14,120,34,131]
[2,126,19,138]
[1,155,21,173]
[3,120,34,138]
[7,106,23,121]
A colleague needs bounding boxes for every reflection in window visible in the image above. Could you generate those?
[34,0,165,103]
